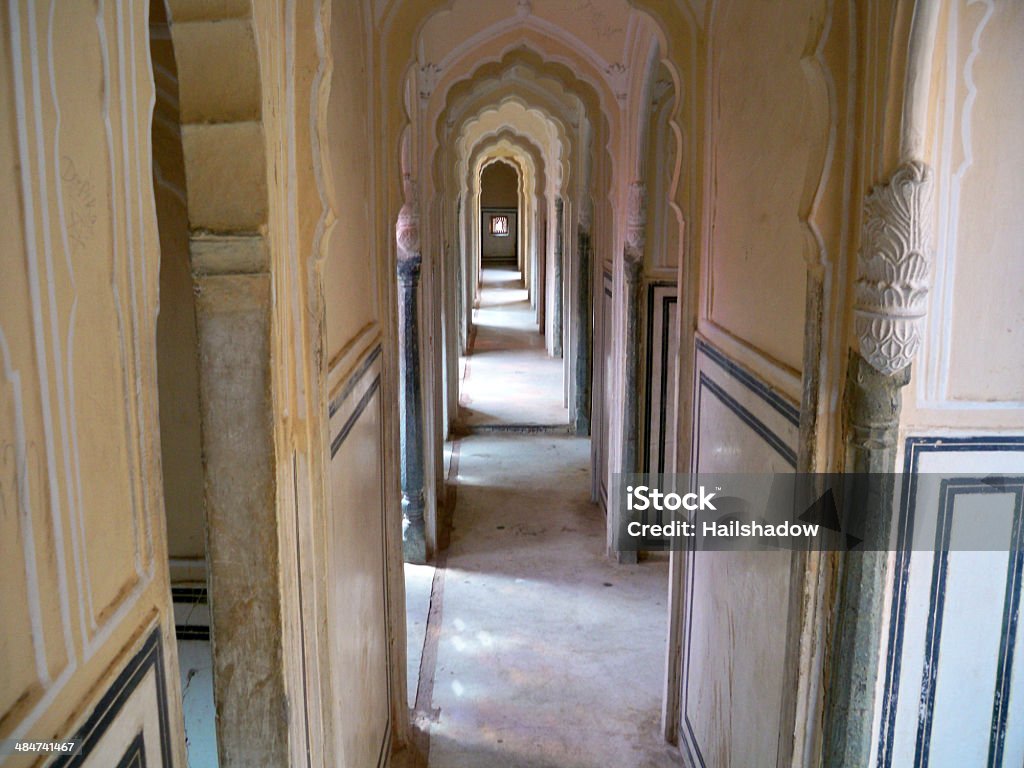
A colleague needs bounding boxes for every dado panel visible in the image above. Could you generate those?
[642,282,678,475]
[1,0,181,764]
[326,347,392,768]
[878,437,1024,768]
[680,339,799,768]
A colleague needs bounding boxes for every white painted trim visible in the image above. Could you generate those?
[919,0,1022,411]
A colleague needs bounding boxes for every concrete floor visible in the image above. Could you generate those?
[459,267,568,427]
[404,269,682,767]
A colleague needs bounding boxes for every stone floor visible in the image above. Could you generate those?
[403,269,682,767]
[458,267,568,427]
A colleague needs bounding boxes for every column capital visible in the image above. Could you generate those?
[854,161,934,377]
[625,180,647,253]
[396,173,420,257]
[623,248,644,282]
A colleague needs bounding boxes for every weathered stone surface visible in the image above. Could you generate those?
[823,352,910,768]
[194,274,288,768]
[191,233,269,275]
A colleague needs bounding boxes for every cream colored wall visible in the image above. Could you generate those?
[881,4,1024,763]
[907,0,1024,427]
[700,0,832,377]
[322,2,379,369]
[670,0,855,763]
[315,0,405,762]
[0,1,184,764]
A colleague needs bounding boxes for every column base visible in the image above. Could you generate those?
[402,493,427,565]
[616,549,638,565]
[403,521,427,564]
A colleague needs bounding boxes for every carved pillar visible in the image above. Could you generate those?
[824,161,933,767]
[574,204,593,435]
[552,197,565,357]
[397,176,427,564]
[618,181,646,564]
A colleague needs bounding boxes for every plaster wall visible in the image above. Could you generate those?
[280,0,402,762]
[880,3,1024,765]
[908,0,1024,425]
[322,3,379,366]
[674,0,849,763]
[701,0,831,376]
[0,1,184,764]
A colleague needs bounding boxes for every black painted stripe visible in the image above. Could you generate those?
[696,338,800,426]
[698,372,797,468]
[988,484,1024,767]
[658,295,677,474]
[114,731,146,768]
[330,376,381,458]
[171,586,208,604]
[329,344,383,418]
[175,625,211,641]
[879,436,1024,768]
[642,282,676,474]
[52,628,171,767]
[914,479,1024,767]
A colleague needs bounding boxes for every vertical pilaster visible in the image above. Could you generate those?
[617,181,646,564]
[621,250,644,476]
[397,176,427,564]
[824,161,933,767]
[192,238,288,768]
[552,197,564,357]
[574,218,592,435]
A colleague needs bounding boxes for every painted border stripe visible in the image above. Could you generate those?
[329,344,382,417]
[699,372,797,467]
[878,436,1024,768]
[696,338,799,426]
[52,627,171,767]
[330,376,381,458]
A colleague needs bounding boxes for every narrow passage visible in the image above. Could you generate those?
[459,265,567,427]
[406,267,681,767]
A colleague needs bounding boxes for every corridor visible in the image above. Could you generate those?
[4,1,1024,766]
[406,270,678,767]
[459,266,568,428]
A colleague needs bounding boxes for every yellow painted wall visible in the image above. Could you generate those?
[322,0,379,368]
[0,1,183,762]
[703,0,833,374]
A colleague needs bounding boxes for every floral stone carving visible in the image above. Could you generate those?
[854,161,934,376]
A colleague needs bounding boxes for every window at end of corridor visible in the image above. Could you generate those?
[490,215,509,237]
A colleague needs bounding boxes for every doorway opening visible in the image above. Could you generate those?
[149,4,217,765]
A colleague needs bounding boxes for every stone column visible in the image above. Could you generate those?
[552,197,564,357]
[574,210,592,435]
[824,161,933,767]
[397,176,427,564]
[193,254,288,768]
[618,181,646,564]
